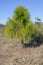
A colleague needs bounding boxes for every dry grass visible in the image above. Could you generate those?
[0,34,43,65]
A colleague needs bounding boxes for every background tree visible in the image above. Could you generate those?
[35,17,43,43]
[35,17,42,33]
[35,17,41,26]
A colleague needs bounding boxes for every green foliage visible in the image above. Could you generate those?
[13,6,30,27]
[22,22,37,43]
[5,18,16,38]
[5,6,43,44]
[5,6,31,39]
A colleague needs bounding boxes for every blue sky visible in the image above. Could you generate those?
[0,0,43,24]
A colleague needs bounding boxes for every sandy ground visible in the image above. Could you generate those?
[0,35,43,65]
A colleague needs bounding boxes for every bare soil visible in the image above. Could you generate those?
[0,35,43,65]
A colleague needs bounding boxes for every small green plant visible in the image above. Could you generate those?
[5,6,43,45]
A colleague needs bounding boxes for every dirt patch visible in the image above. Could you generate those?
[0,36,43,65]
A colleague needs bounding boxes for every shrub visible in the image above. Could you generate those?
[5,6,40,45]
